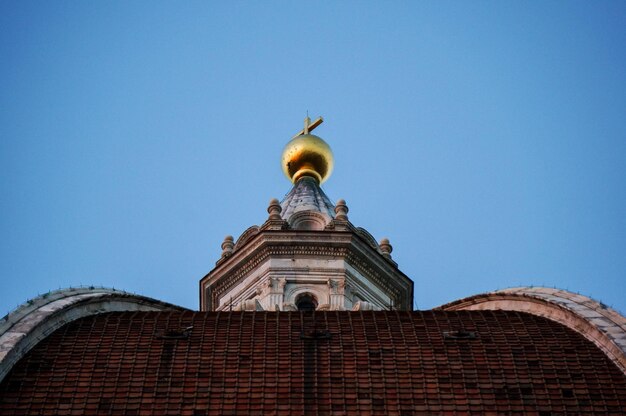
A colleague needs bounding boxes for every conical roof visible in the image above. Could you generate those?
[280,176,335,222]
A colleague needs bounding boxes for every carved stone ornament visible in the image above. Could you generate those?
[288,211,330,231]
[352,301,374,311]
[233,226,260,251]
[327,278,345,295]
[282,303,297,311]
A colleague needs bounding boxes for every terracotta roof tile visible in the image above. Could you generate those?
[1,310,626,415]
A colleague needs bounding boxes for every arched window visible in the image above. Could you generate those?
[295,294,318,312]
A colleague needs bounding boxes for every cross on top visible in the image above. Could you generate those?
[293,116,323,138]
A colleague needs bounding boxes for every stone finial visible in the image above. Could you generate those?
[379,238,393,258]
[267,198,282,220]
[221,235,234,257]
[335,199,349,221]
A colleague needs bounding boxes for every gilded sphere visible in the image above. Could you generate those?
[281,134,334,184]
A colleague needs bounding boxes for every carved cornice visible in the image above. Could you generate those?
[345,250,409,309]
[204,231,353,278]
[200,229,413,311]
[344,236,413,307]
[344,270,389,309]
[205,241,351,306]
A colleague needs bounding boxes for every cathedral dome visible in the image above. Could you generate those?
[3,117,626,415]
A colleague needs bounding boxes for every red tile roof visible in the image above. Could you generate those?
[2,310,626,415]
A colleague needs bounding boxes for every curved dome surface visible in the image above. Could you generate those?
[2,310,626,414]
[438,286,626,374]
[0,287,187,382]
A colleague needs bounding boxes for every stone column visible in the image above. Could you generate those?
[327,279,347,311]
[267,277,286,311]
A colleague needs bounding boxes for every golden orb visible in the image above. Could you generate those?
[281,134,334,184]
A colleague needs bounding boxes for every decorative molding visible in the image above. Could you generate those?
[288,211,331,230]
[344,271,388,310]
[345,250,411,309]
[200,230,413,312]
[355,227,381,252]
[208,245,350,304]
[233,225,260,251]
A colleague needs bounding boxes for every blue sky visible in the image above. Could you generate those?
[1,2,625,313]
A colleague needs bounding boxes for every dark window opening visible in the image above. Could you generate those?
[296,294,318,311]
